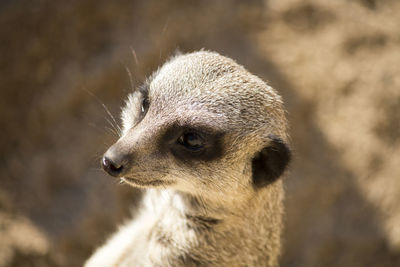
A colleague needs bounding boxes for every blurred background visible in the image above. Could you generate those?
[1,0,399,266]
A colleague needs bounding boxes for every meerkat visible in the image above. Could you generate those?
[85,51,291,267]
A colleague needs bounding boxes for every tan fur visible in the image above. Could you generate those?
[85,51,289,267]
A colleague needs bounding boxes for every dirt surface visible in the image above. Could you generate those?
[1,0,399,266]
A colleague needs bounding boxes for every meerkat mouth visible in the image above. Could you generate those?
[122,177,174,187]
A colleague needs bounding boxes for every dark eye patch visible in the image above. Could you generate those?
[138,82,149,96]
[138,83,150,121]
[159,123,225,163]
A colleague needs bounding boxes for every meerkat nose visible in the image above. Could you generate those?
[102,156,124,177]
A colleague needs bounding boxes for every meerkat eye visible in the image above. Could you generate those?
[141,96,149,115]
[177,133,204,151]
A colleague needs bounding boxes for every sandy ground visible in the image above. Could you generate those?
[0,0,399,266]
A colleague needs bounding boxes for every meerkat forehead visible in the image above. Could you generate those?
[141,51,286,136]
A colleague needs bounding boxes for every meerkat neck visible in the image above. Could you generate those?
[143,187,278,226]
[143,188,226,219]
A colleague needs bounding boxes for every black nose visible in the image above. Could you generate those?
[102,156,124,177]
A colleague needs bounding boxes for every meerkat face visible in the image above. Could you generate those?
[102,51,290,198]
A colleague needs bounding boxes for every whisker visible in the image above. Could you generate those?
[82,87,122,136]
[130,46,139,66]
[159,17,170,59]
[161,17,170,36]
[102,104,122,135]
[88,122,118,138]
[124,64,135,93]
[105,125,119,137]
[104,117,120,136]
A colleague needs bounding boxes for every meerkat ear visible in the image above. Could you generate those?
[251,135,291,188]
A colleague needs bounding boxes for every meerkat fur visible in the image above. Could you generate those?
[85,51,291,267]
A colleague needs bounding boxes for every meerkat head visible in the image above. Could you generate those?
[102,51,290,201]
